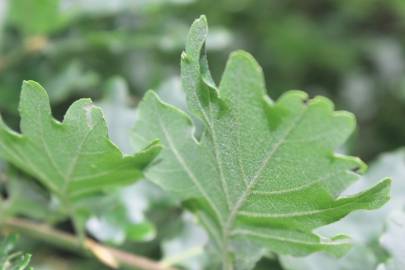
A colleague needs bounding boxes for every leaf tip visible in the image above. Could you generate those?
[131,139,162,169]
[19,80,51,119]
[185,15,209,58]
[195,14,208,26]
[362,177,392,210]
[229,50,262,69]
[334,110,357,134]
[22,80,45,92]
[143,90,160,103]
[20,80,49,103]
[189,14,208,35]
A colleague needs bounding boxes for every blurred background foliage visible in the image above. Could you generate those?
[1,0,405,160]
[0,0,404,269]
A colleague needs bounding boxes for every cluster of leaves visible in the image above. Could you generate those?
[0,13,399,270]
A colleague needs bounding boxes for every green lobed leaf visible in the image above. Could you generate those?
[280,148,405,270]
[0,81,160,230]
[133,15,391,269]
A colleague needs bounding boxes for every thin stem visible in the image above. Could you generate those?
[221,237,233,270]
[1,217,177,270]
[221,218,235,270]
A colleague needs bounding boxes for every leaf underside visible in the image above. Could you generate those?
[0,81,160,206]
[133,15,391,267]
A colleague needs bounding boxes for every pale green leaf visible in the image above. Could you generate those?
[0,81,160,225]
[133,15,390,269]
[378,210,405,270]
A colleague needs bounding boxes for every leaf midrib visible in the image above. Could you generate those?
[157,114,226,227]
[223,104,309,239]
[36,107,67,190]
[62,117,102,194]
[14,105,103,196]
[231,229,350,246]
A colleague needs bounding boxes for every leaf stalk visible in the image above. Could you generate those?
[1,217,177,270]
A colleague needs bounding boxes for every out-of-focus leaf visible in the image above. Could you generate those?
[0,86,20,116]
[281,245,377,270]
[340,72,376,121]
[86,181,157,245]
[86,205,156,245]
[0,62,98,117]
[0,169,62,223]
[156,76,186,111]
[0,81,160,234]
[60,0,195,16]
[97,77,137,155]
[60,0,136,15]
[134,16,390,269]
[44,61,100,104]
[0,234,32,270]
[0,0,7,44]
[161,213,208,270]
[369,39,404,84]
[8,0,69,35]
[378,210,405,270]
[158,21,232,52]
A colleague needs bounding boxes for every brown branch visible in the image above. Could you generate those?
[1,217,177,270]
